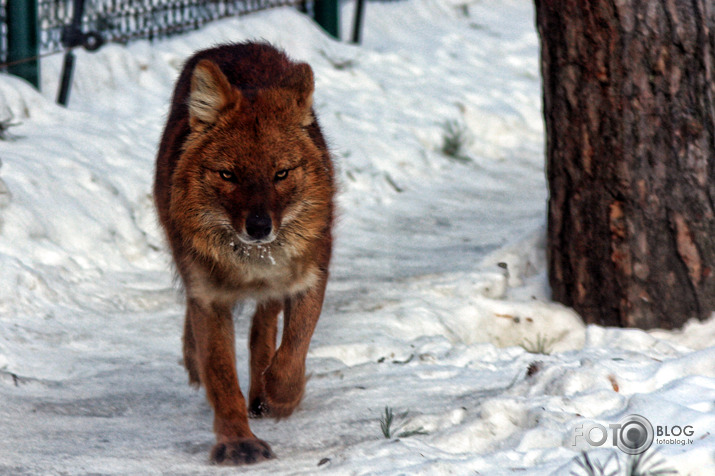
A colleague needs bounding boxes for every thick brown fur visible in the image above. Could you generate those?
[153,42,334,466]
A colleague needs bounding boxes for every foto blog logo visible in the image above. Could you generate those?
[573,414,654,455]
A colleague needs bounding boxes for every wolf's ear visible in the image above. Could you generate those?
[188,59,238,130]
[283,63,315,127]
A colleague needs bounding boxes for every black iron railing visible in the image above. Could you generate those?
[0,0,405,103]
[40,0,308,55]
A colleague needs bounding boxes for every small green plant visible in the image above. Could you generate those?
[625,450,678,476]
[380,406,395,438]
[441,119,472,163]
[379,406,428,439]
[570,451,618,476]
[520,333,556,355]
[570,449,678,476]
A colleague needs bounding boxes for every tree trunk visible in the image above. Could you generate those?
[534,0,715,329]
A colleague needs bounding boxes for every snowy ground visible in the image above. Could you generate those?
[0,0,714,474]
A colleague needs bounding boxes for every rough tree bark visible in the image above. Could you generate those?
[534,0,715,329]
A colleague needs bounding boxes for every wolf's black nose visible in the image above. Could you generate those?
[245,212,272,240]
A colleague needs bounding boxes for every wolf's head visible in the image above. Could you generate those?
[170,58,332,265]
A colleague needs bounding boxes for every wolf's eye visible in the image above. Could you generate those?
[274,169,289,181]
[219,170,236,182]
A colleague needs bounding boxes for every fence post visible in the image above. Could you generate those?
[6,0,40,89]
[351,0,365,44]
[314,0,340,39]
[57,0,88,106]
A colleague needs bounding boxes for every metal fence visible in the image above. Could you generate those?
[39,0,308,56]
[0,0,310,64]
[0,0,406,65]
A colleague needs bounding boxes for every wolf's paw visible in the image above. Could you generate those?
[265,395,302,419]
[248,390,301,419]
[256,365,305,418]
[255,390,303,419]
[210,438,275,465]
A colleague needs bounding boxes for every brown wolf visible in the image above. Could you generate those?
[153,42,335,465]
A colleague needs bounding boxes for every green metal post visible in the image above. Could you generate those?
[314,0,340,39]
[6,0,40,89]
[351,0,365,44]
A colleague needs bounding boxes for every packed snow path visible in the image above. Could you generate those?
[0,1,713,474]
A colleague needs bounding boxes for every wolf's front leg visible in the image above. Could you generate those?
[248,300,282,417]
[260,272,328,418]
[187,298,275,465]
